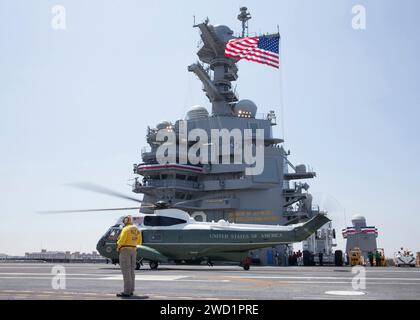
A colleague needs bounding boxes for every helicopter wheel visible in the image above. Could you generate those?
[135,258,144,270]
[242,264,250,271]
[149,261,159,270]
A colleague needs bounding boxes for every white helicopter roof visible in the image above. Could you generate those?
[115,208,297,232]
[115,209,191,225]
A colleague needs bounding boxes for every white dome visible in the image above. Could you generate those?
[234,99,258,118]
[186,105,209,120]
[351,214,366,222]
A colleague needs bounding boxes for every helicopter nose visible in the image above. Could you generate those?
[96,237,106,255]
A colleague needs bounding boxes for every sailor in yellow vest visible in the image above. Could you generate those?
[116,215,142,297]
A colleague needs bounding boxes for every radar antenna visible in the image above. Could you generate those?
[237,7,251,37]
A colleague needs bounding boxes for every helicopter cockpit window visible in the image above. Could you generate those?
[144,216,186,227]
[107,228,121,240]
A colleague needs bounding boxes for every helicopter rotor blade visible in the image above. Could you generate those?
[37,205,155,214]
[67,182,146,204]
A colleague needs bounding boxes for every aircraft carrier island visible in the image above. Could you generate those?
[1,6,419,302]
[130,7,332,266]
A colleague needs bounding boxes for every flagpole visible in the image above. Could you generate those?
[278,33,285,143]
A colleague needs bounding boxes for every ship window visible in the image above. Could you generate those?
[144,216,187,226]
[187,176,198,182]
[107,228,121,240]
[176,174,186,180]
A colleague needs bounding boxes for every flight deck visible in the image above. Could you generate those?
[0,263,419,300]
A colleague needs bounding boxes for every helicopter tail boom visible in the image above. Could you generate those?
[291,214,331,242]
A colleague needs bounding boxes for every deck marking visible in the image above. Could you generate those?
[99,275,187,281]
[230,275,420,281]
[325,290,366,296]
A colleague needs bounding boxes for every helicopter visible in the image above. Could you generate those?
[40,183,330,270]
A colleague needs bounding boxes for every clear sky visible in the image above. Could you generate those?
[1,0,419,257]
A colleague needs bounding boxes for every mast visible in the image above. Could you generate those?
[237,7,251,37]
[189,16,239,116]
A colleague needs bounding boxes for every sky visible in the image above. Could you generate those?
[0,0,419,257]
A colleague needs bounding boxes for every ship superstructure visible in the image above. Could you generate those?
[343,215,378,261]
[131,8,326,265]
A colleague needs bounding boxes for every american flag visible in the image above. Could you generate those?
[225,35,280,68]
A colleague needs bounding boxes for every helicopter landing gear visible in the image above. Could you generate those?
[239,262,250,270]
[149,260,159,270]
[240,257,252,270]
[135,258,144,270]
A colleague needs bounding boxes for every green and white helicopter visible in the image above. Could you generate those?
[42,183,330,270]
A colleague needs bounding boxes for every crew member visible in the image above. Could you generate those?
[368,251,374,266]
[116,215,142,297]
[375,250,381,267]
[318,252,323,266]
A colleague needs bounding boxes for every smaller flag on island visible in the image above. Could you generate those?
[225,35,280,69]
